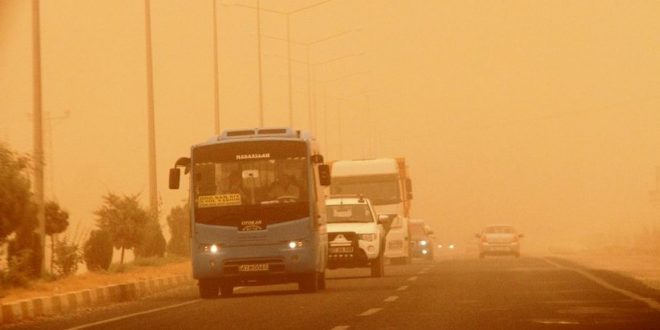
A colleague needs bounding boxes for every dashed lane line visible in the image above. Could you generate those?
[330,326,350,330]
[65,299,201,330]
[407,276,418,281]
[543,258,660,312]
[397,285,409,291]
[384,296,399,302]
[359,308,383,316]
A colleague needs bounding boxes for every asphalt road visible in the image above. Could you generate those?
[6,257,660,330]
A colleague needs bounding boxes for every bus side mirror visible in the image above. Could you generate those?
[169,168,180,189]
[406,177,413,200]
[318,164,331,186]
[311,154,324,164]
[378,214,394,235]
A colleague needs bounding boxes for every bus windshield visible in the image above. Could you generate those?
[192,140,310,226]
[330,174,401,205]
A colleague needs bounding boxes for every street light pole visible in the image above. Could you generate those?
[256,0,264,127]
[212,0,220,135]
[286,15,293,127]
[31,0,46,276]
[144,0,158,218]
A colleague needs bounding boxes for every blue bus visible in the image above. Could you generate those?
[169,128,331,298]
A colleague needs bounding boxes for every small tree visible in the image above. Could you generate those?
[0,142,36,243]
[45,201,69,273]
[94,193,149,267]
[166,203,190,257]
[83,230,113,271]
[135,221,166,258]
[52,236,81,277]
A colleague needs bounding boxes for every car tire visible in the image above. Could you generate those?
[299,272,318,293]
[370,255,385,277]
[317,272,326,290]
[198,280,218,299]
[219,282,234,297]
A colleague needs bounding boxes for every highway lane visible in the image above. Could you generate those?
[6,257,660,329]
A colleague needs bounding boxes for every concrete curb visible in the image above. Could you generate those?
[0,274,194,325]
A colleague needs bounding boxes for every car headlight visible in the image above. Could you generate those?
[288,240,304,249]
[448,244,455,250]
[200,243,221,254]
[358,233,376,242]
[419,240,428,246]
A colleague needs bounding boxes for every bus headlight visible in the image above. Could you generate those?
[288,240,304,249]
[200,243,220,254]
[358,233,376,242]
[419,240,428,246]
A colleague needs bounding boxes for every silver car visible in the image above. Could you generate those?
[476,225,523,258]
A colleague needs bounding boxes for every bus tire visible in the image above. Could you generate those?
[198,280,218,299]
[299,272,318,293]
[219,282,234,297]
[317,272,326,290]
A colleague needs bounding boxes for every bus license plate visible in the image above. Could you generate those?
[238,263,269,272]
[330,246,353,253]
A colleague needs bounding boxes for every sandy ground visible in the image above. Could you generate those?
[0,260,191,304]
[558,254,660,290]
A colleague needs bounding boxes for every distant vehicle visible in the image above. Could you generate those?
[330,158,413,264]
[476,225,523,258]
[325,196,388,277]
[408,219,434,260]
[168,128,331,298]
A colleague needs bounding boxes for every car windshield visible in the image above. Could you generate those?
[326,204,373,223]
[484,226,515,234]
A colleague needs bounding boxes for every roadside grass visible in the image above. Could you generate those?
[0,255,191,304]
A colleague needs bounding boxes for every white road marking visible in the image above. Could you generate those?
[407,276,418,281]
[359,308,383,316]
[397,285,409,291]
[330,326,350,330]
[65,299,201,330]
[384,295,399,302]
[543,258,660,312]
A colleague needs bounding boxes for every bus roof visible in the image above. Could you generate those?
[331,158,399,177]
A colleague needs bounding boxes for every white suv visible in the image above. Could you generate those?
[325,196,386,277]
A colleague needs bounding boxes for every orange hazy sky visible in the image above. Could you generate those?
[1,0,659,249]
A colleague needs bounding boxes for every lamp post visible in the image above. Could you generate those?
[31,0,46,275]
[212,0,220,134]
[144,0,158,218]
[221,0,340,128]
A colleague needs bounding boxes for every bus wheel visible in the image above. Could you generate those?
[317,272,326,290]
[198,280,218,299]
[371,256,385,277]
[220,282,234,297]
[299,272,318,293]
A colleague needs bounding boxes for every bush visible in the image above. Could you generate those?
[83,230,113,271]
[166,204,190,257]
[1,250,34,288]
[7,232,43,279]
[52,237,81,277]
[135,221,166,258]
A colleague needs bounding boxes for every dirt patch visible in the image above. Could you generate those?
[0,260,191,304]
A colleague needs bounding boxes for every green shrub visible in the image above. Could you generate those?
[52,237,81,277]
[83,230,113,271]
[135,221,166,258]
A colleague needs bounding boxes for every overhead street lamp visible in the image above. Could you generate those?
[221,0,341,128]
[262,27,362,131]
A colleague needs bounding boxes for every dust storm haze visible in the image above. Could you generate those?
[1,0,660,254]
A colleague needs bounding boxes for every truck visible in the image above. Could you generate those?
[168,127,331,298]
[329,158,413,264]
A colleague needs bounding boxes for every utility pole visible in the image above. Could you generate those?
[31,0,46,276]
[145,0,158,218]
[256,0,264,127]
[212,0,220,135]
[286,15,293,127]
